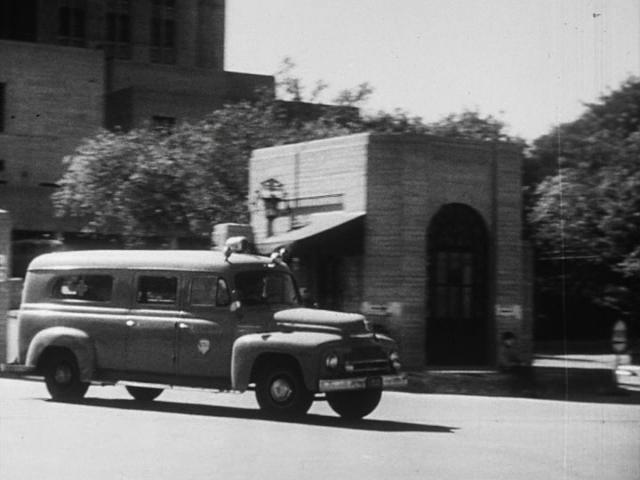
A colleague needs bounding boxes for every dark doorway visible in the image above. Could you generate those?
[426,204,489,366]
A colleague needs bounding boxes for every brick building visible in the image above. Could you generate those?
[0,0,272,255]
[249,133,532,368]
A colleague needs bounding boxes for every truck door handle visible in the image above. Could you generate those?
[126,320,137,327]
[177,322,190,330]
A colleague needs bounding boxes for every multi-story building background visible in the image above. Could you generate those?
[0,0,273,274]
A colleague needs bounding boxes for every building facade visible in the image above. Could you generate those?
[0,0,273,244]
[249,133,532,368]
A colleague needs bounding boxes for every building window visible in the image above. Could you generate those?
[152,115,176,131]
[58,0,86,47]
[150,0,176,64]
[105,0,131,59]
[0,0,37,42]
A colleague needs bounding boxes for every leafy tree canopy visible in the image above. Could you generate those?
[528,77,640,318]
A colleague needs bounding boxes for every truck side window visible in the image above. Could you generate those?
[137,275,177,305]
[216,278,230,306]
[51,275,113,302]
[190,276,230,307]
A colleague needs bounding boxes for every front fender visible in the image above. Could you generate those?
[231,331,342,392]
[26,326,96,382]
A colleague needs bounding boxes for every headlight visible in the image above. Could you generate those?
[389,351,401,370]
[325,353,340,370]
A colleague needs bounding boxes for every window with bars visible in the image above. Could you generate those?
[105,0,131,59]
[58,0,86,47]
[150,0,176,64]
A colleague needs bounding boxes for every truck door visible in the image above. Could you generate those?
[125,273,180,376]
[176,276,234,381]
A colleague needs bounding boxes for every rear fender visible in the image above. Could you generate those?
[26,327,96,382]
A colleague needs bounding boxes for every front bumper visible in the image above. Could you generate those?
[615,365,640,392]
[318,373,408,392]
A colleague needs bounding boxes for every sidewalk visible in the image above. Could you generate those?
[2,354,638,403]
[401,353,640,402]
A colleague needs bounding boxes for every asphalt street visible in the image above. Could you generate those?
[1,378,639,480]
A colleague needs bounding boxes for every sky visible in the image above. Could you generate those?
[225,0,640,142]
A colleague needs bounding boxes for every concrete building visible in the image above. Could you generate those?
[249,133,532,368]
[0,0,272,250]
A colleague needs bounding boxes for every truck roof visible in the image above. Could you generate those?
[27,249,275,272]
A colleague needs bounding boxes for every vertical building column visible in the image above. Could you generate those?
[197,0,225,69]
[130,0,151,63]
[0,210,11,362]
[493,144,530,365]
[177,0,198,68]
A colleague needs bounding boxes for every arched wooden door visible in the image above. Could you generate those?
[426,204,489,366]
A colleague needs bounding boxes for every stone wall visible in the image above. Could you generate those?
[0,40,104,231]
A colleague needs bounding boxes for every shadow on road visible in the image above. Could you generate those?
[44,396,457,433]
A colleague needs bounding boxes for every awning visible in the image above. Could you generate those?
[257,211,365,254]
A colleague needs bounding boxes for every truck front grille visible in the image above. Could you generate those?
[345,345,391,375]
[346,358,390,374]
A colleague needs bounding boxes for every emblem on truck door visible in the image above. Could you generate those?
[197,339,211,355]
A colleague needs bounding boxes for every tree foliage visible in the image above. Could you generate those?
[528,77,640,321]
[54,61,518,247]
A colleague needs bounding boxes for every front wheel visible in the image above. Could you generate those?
[43,350,89,401]
[326,389,382,419]
[255,364,313,416]
[126,386,163,402]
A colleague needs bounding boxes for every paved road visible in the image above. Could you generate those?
[1,378,639,480]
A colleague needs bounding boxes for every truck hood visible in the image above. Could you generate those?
[274,308,368,334]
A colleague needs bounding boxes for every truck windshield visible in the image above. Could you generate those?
[235,271,301,307]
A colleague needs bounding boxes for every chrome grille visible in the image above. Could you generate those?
[345,345,390,374]
[346,358,390,374]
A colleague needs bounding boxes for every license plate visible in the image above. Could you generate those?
[366,376,382,389]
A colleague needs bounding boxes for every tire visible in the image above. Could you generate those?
[126,386,163,402]
[326,389,382,419]
[255,363,313,416]
[43,350,89,401]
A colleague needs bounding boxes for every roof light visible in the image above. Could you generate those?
[224,236,250,261]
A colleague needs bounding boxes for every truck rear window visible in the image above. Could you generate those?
[51,275,114,302]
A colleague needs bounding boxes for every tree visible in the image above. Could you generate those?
[427,110,522,143]
[53,92,355,246]
[54,61,520,247]
[528,77,640,330]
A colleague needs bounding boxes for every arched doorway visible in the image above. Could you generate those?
[426,203,489,366]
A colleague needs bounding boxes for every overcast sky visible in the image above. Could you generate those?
[225,0,639,141]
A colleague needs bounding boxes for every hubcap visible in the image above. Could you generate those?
[269,377,293,403]
[54,364,72,385]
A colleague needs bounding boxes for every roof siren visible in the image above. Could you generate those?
[224,236,250,261]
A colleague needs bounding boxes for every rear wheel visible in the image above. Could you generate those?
[326,389,382,419]
[43,350,89,401]
[126,386,163,402]
[255,363,313,416]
